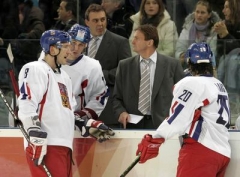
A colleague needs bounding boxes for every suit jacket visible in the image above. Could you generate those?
[87,30,131,125]
[53,19,77,32]
[113,53,184,128]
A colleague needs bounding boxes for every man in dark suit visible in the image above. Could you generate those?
[113,24,184,129]
[85,4,132,127]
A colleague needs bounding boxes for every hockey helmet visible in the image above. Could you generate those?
[68,24,90,43]
[185,42,213,64]
[40,30,71,53]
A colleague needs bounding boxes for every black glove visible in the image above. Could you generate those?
[75,115,115,143]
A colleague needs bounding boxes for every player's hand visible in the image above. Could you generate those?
[26,129,47,166]
[136,134,165,163]
[75,115,115,142]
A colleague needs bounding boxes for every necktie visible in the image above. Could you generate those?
[138,59,151,115]
[88,37,98,58]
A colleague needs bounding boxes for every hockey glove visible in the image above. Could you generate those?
[75,115,115,143]
[23,116,47,166]
[136,134,165,163]
[26,128,47,166]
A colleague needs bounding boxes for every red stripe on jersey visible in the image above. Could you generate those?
[171,101,178,114]
[203,99,210,106]
[26,83,31,100]
[39,74,49,120]
[81,79,88,89]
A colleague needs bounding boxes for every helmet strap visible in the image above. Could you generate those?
[54,55,61,73]
[49,48,61,73]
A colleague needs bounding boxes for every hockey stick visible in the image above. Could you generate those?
[120,154,141,177]
[6,43,19,96]
[0,88,52,177]
[7,43,19,126]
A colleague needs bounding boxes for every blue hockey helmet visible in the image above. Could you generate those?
[68,24,90,43]
[185,42,213,64]
[40,30,71,53]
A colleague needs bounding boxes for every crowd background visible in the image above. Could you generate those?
[0,0,239,128]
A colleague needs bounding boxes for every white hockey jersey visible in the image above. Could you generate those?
[18,60,76,149]
[61,55,108,118]
[154,75,231,158]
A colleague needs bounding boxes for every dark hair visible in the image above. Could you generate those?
[85,4,106,20]
[225,0,240,24]
[139,0,165,27]
[188,61,213,75]
[62,0,77,17]
[135,24,159,48]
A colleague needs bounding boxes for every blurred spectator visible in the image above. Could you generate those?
[38,0,55,30]
[52,0,61,21]
[0,0,19,47]
[101,0,133,38]
[53,0,84,31]
[12,0,45,72]
[85,4,131,128]
[175,0,221,70]
[165,0,198,35]
[213,0,240,64]
[127,0,141,13]
[129,0,178,57]
[206,0,225,19]
[0,0,19,127]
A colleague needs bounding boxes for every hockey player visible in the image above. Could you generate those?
[62,24,115,141]
[18,29,114,177]
[136,42,231,177]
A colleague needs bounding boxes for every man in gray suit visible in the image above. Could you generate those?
[113,24,184,129]
[85,4,131,127]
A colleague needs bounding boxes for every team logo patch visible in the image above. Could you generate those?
[76,30,85,41]
[58,83,71,110]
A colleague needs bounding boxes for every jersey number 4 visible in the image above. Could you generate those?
[216,95,230,128]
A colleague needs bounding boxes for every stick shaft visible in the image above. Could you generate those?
[8,69,19,97]
[0,88,52,177]
[120,155,140,177]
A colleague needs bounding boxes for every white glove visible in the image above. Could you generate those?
[26,128,47,166]
[22,116,47,166]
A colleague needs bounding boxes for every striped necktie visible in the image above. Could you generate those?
[138,59,151,115]
[88,37,99,58]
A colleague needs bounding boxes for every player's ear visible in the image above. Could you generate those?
[49,45,58,55]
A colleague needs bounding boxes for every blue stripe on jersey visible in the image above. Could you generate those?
[192,116,203,141]
[20,83,28,100]
[100,88,110,105]
[167,103,184,124]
